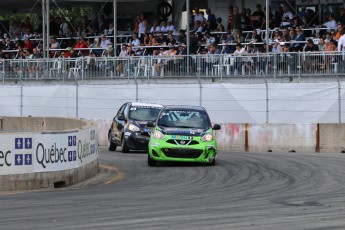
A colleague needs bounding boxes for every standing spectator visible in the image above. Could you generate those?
[192,20,203,33]
[231,6,241,31]
[59,17,68,37]
[282,5,294,26]
[49,17,60,36]
[241,8,252,31]
[194,8,205,23]
[334,24,344,41]
[297,6,307,24]
[23,17,33,33]
[274,5,284,28]
[338,33,345,51]
[216,18,225,32]
[252,4,265,29]
[336,8,345,25]
[189,9,195,30]
[138,13,148,41]
[206,8,217,30]
[227,6,234,32]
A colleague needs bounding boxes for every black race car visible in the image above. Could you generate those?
[108,102,163,152]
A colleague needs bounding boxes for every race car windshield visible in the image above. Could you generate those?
[157,110,211,129]
[129,106,161,121]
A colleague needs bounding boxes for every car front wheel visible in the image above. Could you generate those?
[108,134,117,151]
[147,154,157,166]
[121,137,130,153]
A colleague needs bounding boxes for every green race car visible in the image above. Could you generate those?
[147,105,221,166]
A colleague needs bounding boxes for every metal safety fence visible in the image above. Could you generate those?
[1,51,345,83]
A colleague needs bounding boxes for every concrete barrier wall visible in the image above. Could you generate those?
[95,120,345,154]
[0,117,99,191]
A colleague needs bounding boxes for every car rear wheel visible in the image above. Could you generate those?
[108,134,117,151]
[121,137,129,153]
[147,154,157,166]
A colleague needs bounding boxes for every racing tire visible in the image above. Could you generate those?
[147,154,157,167]
[108,134,117,151]
[121,137,130,153]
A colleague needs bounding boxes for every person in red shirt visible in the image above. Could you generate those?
[23,37,33,53]
[74,37,89,56]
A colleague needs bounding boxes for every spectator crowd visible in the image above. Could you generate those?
[0,4,345,62]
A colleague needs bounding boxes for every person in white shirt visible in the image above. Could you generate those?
[204,31,215,48]
[160,21,168,33]
[166,20,175,33]
[337,34,345,51]
[282,5,294,23]
[194,8,205,23]
[100,34,112,49]
[130,33,141,53]
[323,14,337,31]
[150,20,161,36]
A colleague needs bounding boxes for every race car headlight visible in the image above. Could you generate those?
[128,124,140,132]
[201,133,213,142]
[153,130,165,140]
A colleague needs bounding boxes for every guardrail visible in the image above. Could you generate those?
[1,51,345,83]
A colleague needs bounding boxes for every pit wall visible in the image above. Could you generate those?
[96,119,345,153]
[0,117,99,191]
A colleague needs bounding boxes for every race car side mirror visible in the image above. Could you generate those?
[213,124,221,130]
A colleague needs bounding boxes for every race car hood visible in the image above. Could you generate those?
[160,127,207,136]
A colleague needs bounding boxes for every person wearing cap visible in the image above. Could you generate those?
[166,20,175,33]
[100,34,112,50]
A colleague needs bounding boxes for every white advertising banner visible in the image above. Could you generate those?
[0,127,98,175]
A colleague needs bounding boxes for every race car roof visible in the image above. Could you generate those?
[131,102,163,108]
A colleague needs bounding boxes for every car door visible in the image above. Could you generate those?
[112,103,128,144]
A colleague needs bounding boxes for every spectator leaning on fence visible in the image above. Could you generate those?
[338,33,345,51]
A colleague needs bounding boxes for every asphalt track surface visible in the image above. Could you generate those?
[1,147,345,230]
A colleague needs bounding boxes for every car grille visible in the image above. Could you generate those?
[166,139,199,145]
[162,148,203,158]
